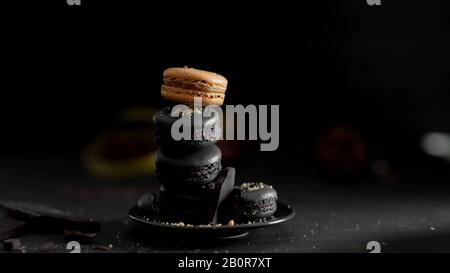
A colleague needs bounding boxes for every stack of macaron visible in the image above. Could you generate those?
[151,67,278,225]
[154,67,234,225]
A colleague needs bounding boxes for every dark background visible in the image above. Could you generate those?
[2,0,450,253]
[2,0,449,161]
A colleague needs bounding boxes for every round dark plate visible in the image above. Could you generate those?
[128,193,295,239]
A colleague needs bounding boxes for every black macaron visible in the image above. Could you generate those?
[155,144,222,185]
[159,167,236,225]
[153,107,221,148]
[232,182,278,220]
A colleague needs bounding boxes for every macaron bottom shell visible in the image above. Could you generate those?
[161,85,225,106]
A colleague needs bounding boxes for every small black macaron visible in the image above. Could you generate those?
[233,182,278,221]
[153,107,221,148]
[155,144,222,185]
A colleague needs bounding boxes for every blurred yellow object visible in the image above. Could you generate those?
[83,146,156,178]
[83,107,158,179]
[117,107,157,124]
[84,148,155,178]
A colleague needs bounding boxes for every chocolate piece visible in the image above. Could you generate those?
[93,245,111,252]
[209,167,236,224]
[3,238,22,252]
[39,242,58,252]
[155,145,222,185]
[0,201,101,234]
[159,167,235,224]
[0,217,25,242]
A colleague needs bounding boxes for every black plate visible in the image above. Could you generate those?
[128,193,295,239]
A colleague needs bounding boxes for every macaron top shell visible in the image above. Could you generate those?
[240,182,278,204]
[155,144,222,169]
[163,67,228,91]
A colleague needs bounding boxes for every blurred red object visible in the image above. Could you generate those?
[314,125,369,177]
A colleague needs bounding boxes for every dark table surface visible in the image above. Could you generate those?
[1,153,450,253]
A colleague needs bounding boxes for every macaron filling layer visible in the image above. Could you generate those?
[162,85,225,100]
[157,161,222,185]
[163,78,226,93]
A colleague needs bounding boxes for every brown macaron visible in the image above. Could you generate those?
[161,67,228,106]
